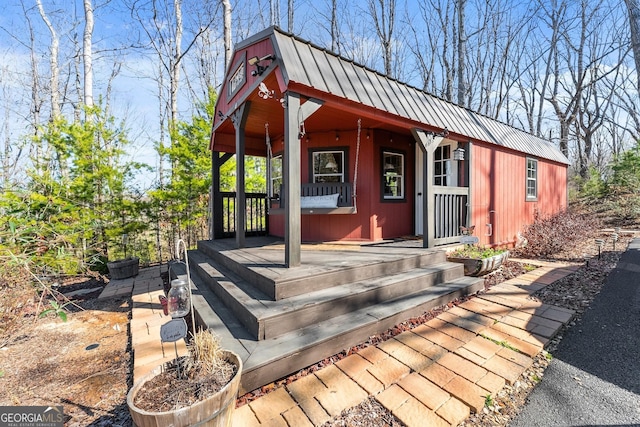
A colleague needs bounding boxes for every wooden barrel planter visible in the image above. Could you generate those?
[448,251,509,277]
[127,350,242,427]
[107,257,139,279]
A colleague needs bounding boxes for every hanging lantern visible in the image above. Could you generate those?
[453,147,465,161]
[167,279,190,318]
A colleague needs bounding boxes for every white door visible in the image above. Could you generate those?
[415,142,460,237]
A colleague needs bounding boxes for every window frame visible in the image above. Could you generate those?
[308,148,349,183]
[381,149,406,201]
[226,52,247,101]
[526,157,538,201]
[434,145,452,186]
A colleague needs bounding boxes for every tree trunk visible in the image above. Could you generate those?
[170,0,183,129]
[83,0,94,109]
[626,0,640,93]
[270,0,280,26]
[456,0,466,106]
[368,0,396,77]
[24,2,42,140]
[288,0,294,32]
[330,0,339,52]
[222,0,232,69]
[35,0,60,119]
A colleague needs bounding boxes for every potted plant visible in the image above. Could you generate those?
[127,328,242,427]
[447,226,509,276]
[106,233,140,279]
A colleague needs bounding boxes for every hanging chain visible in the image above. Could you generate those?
[353,118,361,211]
[265,123,272,157]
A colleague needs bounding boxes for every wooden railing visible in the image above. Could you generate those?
[214,192,269,238]
[433,186,470,246]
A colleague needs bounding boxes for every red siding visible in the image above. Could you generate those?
[218,38,276,119]
[269,135,566,245]
[268,130,415,242]
[470,142,567,248]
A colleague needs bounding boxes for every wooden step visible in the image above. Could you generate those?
[197,239,449,300]
[171,260,484,393]
[189,250,467,340]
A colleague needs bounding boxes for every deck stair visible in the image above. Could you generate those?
[170,238,484,393]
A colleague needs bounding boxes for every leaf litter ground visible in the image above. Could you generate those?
[0,231,634,426]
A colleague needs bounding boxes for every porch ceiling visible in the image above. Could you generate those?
[212,74,413,156]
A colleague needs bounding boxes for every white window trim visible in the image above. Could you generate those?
[526,157,538,201]
[434,143,459,187]
[312,150,345,183]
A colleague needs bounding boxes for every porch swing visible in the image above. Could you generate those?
[268,119,361,215]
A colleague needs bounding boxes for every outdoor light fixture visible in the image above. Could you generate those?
[248,54,275,76]
[426,127,449,138]
[453,147,465,161]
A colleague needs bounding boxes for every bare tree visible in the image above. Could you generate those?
[456,0,466,106]
[270,0,280,26]
[625,0,640,92]
[411,0,456,100]
[308,0,343,53]
[222,0,232,69]
[368,0,396,76]
[35,0,60,119]
[17,0,44,139]
[288,0,294,32]
[329,0,339,52]
[83,0,94,109]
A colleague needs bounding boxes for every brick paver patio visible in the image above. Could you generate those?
[110,261,579,426]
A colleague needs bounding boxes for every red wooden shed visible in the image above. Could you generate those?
[210,27,568,267]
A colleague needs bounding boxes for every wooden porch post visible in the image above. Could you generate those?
[211,152,234,240]
[232,102,251,248]
[283,92,323,267]
[211,151,222,240]
[412,129,444,249]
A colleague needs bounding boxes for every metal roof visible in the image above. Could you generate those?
[261,27,569,165]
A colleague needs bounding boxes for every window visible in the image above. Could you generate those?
[434,145,451,186]
[383,151,404,199]
[227,55,247,100]
[270,155,282,197]
[526,158,538,200]
[311,150,345,183]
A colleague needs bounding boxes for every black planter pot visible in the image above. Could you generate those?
[107,257,140,279]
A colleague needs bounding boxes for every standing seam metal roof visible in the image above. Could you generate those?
[265,27,568,165]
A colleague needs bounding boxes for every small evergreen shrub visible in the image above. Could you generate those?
[513,209,601,258]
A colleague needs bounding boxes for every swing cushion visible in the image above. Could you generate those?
[300,193,340,208]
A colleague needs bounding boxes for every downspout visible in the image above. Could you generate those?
[465,141,473,231]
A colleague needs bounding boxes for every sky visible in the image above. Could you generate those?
[0,0,636,190]
[0,0,340,189]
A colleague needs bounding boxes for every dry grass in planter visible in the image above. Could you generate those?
[132,329,238,413]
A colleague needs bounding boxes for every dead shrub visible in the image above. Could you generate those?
[513,209,602,258]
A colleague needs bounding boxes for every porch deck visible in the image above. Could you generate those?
[172,237,484,393]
